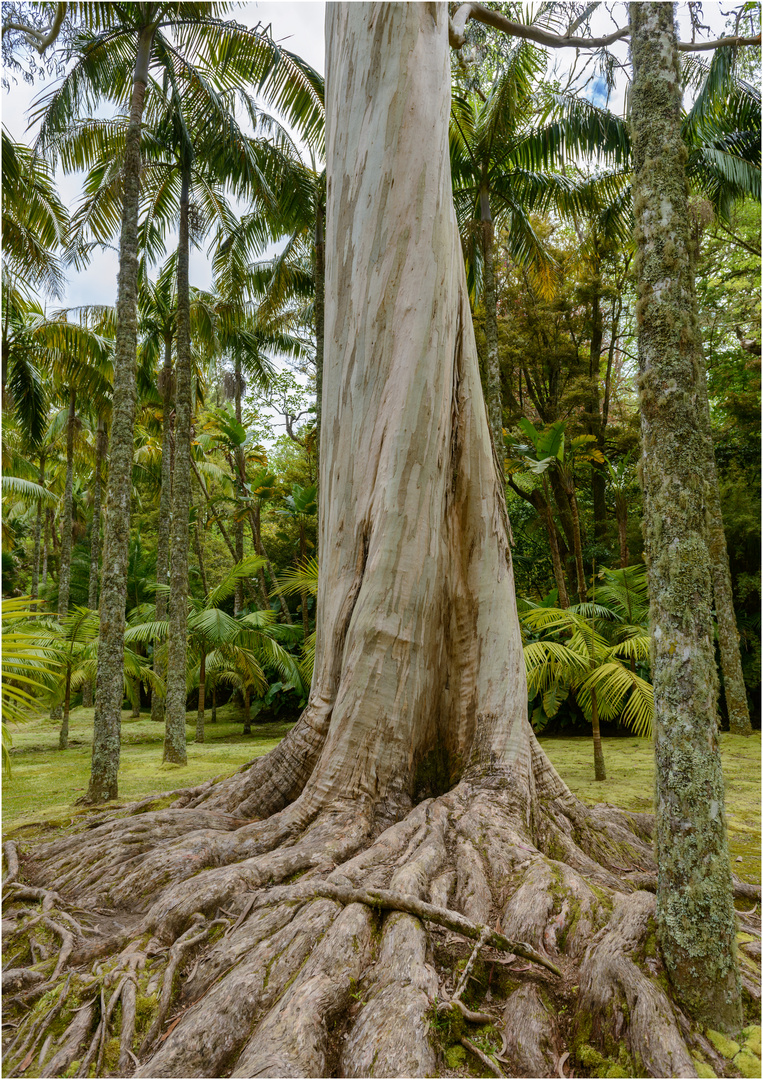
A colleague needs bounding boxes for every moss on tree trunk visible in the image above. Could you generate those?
[87,23,156,803]
[630,0,742,1032]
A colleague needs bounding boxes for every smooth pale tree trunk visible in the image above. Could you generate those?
[30,451,45,607]
[87,23,157,803]
[630,1,742,1032]
[151,334,174,724]
[82,417,106,708]
[164,163,192,766]
[54,386,76,739]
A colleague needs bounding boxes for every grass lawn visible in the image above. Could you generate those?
[3,708,760,884]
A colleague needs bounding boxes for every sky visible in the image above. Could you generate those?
[1,1,735,312]
[2,2,327,309]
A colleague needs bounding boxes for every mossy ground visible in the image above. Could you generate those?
[541,733,761,885]
[3,722,760,888]
[3,703,295,832]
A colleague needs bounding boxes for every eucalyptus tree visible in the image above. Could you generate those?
[11,6,761,1072]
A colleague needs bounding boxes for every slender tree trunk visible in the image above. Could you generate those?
[234,354,245,617]
[616,495,629,569]
[196,650,206,743]
[481,192,502,455]
[87,23,157,803]
[30,452,45,607]
[253,504,270,606]
[566,480,587,603]
[83,418,106,708]
[588,280,608,539]
[541,478,570,609]
[164,162,193,767]
[152,335,174,724]
[242,684,251,735]
[54,385,76,734]
[57,386,76,619]
[630,0,741,1031]
[129,674,141,718]
[211,684,217,723]
[590,687,605,780]
[195,513,208,597]
[58,668,71,751]
[41,508,50,589]
[299,522,309,639]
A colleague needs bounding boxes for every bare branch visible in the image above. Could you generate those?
[448,3,761,54]
[2,3,67,53]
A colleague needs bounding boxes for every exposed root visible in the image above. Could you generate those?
[3,839,20,884]
[5,754,759,1078]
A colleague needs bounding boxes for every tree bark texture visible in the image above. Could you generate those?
[30,452,45,604]
[83,417,106,708]
[152,335,174,724]
[196,650,206,744]
[87,24,156,803]
[315,197,325,486]
[8,8,758,1078]
[164,164,192,766]
[630,0,742,1032]
[234,354,244,617]
[53,386,76,733]
[41,508,50,588]
[695,372,751,736]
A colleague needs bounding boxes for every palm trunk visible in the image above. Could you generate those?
[195,513,208,596]
[630,1,741,1031]
[87,22,157,803]
[82,418,106,708]
[211,684,217,723]
[616,494,629,569]
[152,334,174,724]
[129,675,141,718]
[541,477,570,608]
[566,481,587,603]
[30,451,45,607]
[164,160,192,767]
[58,667,71,750]
[591,687,605,780]
[196,650,206,743]
[41,508,50,588]
[242,684,251,735]
[247,505,270,609]
[53,385,76,730]
[481,192,502,456]
[299,522,309,639]
[588,282,607,539]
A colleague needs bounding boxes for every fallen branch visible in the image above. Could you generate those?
[267,881,562,977]
[461,1034,505,1077]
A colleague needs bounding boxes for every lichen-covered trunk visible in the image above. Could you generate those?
[695,372,751,736]
[164,164,192,767]
[58,668,71,751]
[151,336,174,724]
[30,452,45,606]
[616,494,630,568]
[234,356,244,618]
[87,24,156,803]
[630,0,742,1032]
[83,418,106,709]
[53,386,76,733]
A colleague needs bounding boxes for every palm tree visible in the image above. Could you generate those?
[519,571,653,781]
[278,483,317,639]
[449,42,629,451]
[32,3,323,800]
[1,597,61,775]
